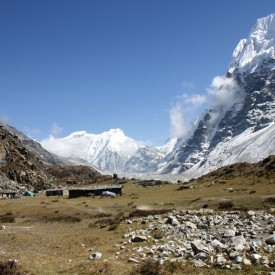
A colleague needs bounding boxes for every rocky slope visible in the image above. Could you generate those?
[0,123,65,167]
[0,126,55,191]
[190,155,275,186]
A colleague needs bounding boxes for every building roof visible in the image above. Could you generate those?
[0,190,18,194]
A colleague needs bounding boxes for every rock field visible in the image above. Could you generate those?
[116,209,275,271]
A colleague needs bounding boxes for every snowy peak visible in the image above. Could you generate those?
[87,128,140,158]
[229,13,275,75]
[65,131,89,138]
[41,128,144,173]
[160,13,275,177]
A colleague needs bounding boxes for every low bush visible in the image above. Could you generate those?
[108,224,118,231]
[0,216,15,223]
[152,229,164,240]
[218,201,234,210]
[40,216,81,223]
[130,258,160,275]
[91,212,113,219]
[0,260,25,275]
[263,197,275,205]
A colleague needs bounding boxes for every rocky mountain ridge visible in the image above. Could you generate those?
[0,126,55,191]
[0,123,65,167]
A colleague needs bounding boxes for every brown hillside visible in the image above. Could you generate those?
[194,155,275,184]
[0,126,55,191]
[47,165,112,185]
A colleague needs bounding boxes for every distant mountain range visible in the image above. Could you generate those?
[38,14,275,178]
[1,14,274,181]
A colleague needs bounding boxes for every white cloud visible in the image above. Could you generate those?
[205,76,245,132]
[169,104,191,139]
[169,76,245,141]
[0,114,10,124]
[41,136,75,158]
[208,76,245,110]
[51,123,63,136]
[169,90,207,139]
[181,93,207,107]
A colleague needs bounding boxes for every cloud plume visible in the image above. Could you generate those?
[206,76,245,130]
[169,76,245,140]
[170,92,207,139]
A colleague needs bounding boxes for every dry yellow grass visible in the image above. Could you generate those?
[0,180,274,274]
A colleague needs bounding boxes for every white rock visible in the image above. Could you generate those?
[89,252,102,260]
[185,221,197,229]
[224,229,236,237]
[247,210,256,217]
[128,257,139,263]
[251,253,262,263]
[166,216,180,226]
[211,239,225,250]
[192,259,207,268]
[216,255,228,265]
[191,240,209,254]
[235,256,243,263]
[243,258,252,266]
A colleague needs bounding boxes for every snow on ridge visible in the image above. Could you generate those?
[156,138,178,155]
[228,13,275,75]
[187,122,275,178]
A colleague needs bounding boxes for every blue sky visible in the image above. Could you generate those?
[0,0,274,145]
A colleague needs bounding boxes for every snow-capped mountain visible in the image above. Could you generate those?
[40,14,275,178]
[41,129,178,174]
[41,129,145,172]
[160,13,275,176]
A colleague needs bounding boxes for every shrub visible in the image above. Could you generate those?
[108,224,118,231]
[263,197,275,205]
[5,211,13,216]
[152,229,164,240]
[0,260,25,275]
[91,212,113,219]
[40,216,81,223]
[131,259,160,275]
[0,216,15,223]
[218,201,234,210]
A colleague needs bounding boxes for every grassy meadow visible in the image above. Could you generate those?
[0,179,274,274]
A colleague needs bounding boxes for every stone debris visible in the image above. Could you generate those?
[116,209,275,270]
